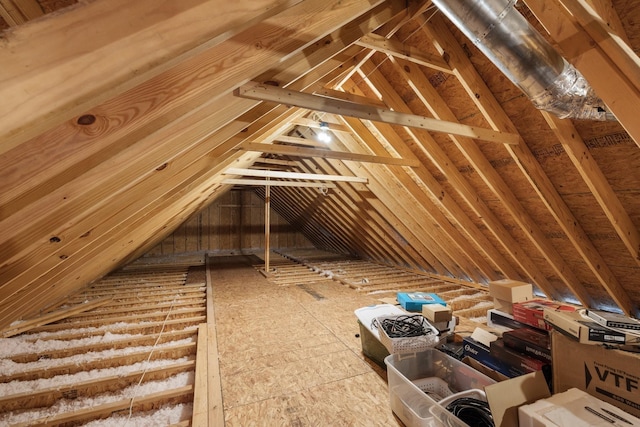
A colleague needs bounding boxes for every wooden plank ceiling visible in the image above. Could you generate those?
[0,0,639,330]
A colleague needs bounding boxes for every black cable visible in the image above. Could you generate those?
[376,314,433,338]
[445,397,494,427]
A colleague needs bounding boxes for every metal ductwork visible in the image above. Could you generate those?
[431,0,616,121]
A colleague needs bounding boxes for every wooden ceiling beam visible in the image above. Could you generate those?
[289,117,351,133]
[524,0,640,150]
[0,0,310,153]
[253,158,299,167]
[355,33,452,73]
[235,82,520,145]
[223,167,368,183]
[239,142,420,166]
[425,15,636,314]
[0,0,42,26]
[271,134,329,148]
[312,87,387,108]
[221,179,338,188]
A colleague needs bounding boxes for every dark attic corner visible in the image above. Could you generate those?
[1,0,640,425]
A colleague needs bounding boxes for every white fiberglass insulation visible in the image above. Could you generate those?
[1,372,194,425]
[0,324,197,425]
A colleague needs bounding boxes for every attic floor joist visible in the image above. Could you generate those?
[0,264,203,425]
[277,249,495,321]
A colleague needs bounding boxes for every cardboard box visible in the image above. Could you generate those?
[513,299,577,331]
[396,292,446,312]
[543,307,634,345]
[502,327,552,363]
[462,356,510,383]
[422,303,452,323]
[485,371,551,427]
[487,308,533,331]
[488,279,533,303]
[490,339,548,373]
[463,336,524,378]
[552,330,640,418]
[493,297,514,314]
[518,387,640,427]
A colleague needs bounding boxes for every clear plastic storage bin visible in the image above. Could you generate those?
[384,349,495,427]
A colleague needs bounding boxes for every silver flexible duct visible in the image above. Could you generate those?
[431,0,616,121]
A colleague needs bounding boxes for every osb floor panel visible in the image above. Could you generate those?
[209,255,402,426]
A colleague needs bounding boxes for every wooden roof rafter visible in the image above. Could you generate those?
[337,113,499,281]
[294,171,403,263]
[300,153,443,270]
[347,60,563,298]
[329,120,474,279]
[0,0,314,153]
[336,79,522,280]
[288,134,447,270]
[299,156,428,268]
[422,14,636,314]
[541,112,640,267]
[354,33,452,73]
[0,0,43,26]
[421,16,589,303]
[258,181,364,255]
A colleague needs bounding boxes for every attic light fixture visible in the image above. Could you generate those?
[317,121,331,143]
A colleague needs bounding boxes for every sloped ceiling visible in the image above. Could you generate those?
[1,0,639,330]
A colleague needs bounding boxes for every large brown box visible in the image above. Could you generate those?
[551,330,640,418]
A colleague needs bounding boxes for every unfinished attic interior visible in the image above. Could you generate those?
[1,0,640,424]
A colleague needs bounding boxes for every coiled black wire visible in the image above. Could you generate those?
[378,314,432,338]
[445,397,494,427]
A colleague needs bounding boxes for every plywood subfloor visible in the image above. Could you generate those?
[209,254,402,426]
